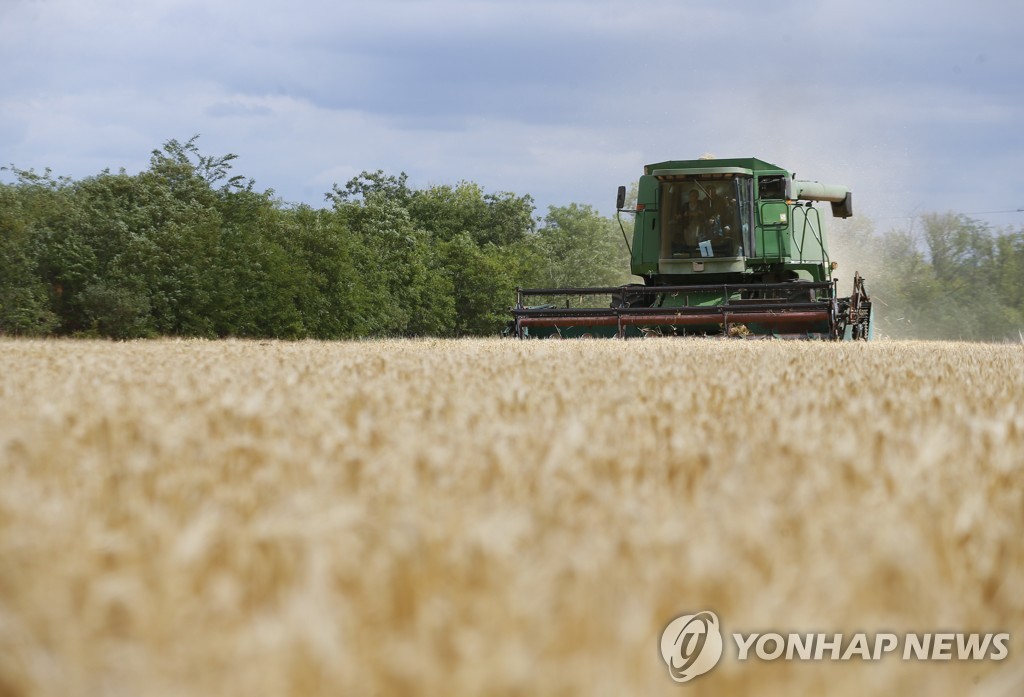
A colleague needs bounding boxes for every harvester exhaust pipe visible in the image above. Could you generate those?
[787,179,853,218]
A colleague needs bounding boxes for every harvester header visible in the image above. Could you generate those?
[511,156,873,340]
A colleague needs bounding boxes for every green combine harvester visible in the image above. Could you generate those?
[510,157,874,340]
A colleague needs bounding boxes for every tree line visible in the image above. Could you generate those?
[832,213,1024,341]
[0,138,628,339]
[1,138,1021,340]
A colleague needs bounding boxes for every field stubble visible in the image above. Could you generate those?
[0,338,1022,696]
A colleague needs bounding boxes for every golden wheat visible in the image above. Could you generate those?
[0,338,1022,696]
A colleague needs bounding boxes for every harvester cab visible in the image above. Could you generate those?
[511,157,873,340]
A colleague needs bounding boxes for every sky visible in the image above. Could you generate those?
[2,0,1022,226]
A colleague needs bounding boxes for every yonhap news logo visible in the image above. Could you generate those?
[660,610,1010,684]
[659,611,724,683]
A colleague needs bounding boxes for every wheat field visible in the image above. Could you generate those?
[0,338,1022,696]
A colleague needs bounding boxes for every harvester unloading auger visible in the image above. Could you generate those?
[511,157,874,340]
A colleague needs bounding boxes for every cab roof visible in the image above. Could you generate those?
[643,157,790,177]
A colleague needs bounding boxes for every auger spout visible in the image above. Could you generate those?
[791,180,853,218]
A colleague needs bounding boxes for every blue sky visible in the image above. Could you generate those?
[2,0,1022,225]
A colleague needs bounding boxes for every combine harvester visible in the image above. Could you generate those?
[511,157,873,340]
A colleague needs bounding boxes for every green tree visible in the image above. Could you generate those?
[525,203,631,288]
[992,230,1024,311]
[855,214,1024,341]
[408,181,535,247]
[334,192,455,336]
[327,170,413,208]
[434,235,520,335]
[0,182,58,334]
